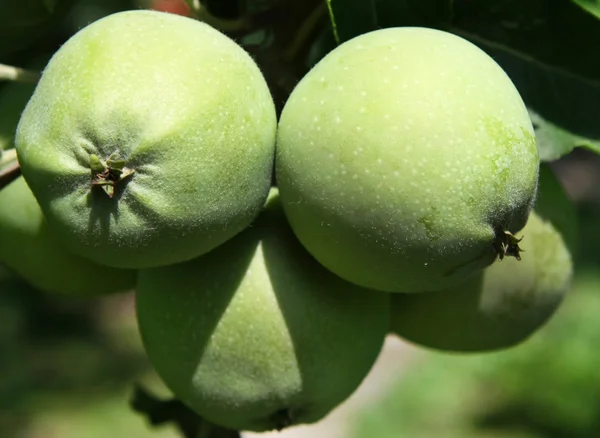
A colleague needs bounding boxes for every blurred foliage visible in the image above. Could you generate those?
[0,267,159,437]
[0,0,76,61]
[355,270,600,438]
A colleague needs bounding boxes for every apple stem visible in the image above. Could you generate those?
[0,63,41,83]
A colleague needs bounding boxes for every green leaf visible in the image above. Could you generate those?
[451,0,600,83]
[534,163,579,257]
[572,0,600,19]
[326,0,378,44]
[529,109,600,161]
[455,33,600,161]
[42,0,59,13]
[0,0,76,58]
[375,0,454,29]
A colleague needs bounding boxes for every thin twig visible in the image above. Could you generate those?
[0,64,41,83]
[0,161,21,190]
[325,0,340,45]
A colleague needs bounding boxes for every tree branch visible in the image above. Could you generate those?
[0,64,41,83]
[0,161,21,190]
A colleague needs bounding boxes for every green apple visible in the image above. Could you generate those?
[276,27,539,293]
[0,176,136,296]
[16,10,277,269]
[389,210,573,352]
[136,189,390,432]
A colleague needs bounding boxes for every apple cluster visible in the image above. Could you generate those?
[1,10,573,433]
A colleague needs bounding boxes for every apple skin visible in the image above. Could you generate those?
[0,176,136,296]
[136,189,390,432]
[16,10,277,269]
[389,210,573,353]
[276,27,539,293]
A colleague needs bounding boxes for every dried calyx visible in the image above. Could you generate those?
[90,153,135,198]
[494,230,525,261]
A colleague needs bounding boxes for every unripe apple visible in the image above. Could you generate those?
[16,10,277,269]
[389,210,573,352]
[0,176,136,296]
[136,189,390,432]
[276,27,539,293]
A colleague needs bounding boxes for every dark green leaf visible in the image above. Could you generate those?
[530,109,600,161]
[453,33,600,161]
[326,0,378,43]
[451,0,600,83]
[0,0,76,59]
[534,163,579,256]
[41,0,59,13]
[572,0,600,19]
[204,0,242,18]
[374,0,453,30]
[305,22,337,68]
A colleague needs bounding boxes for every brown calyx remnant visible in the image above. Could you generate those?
[493,229,524,261]
[90,153,135,198]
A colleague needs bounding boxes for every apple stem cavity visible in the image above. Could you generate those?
[90,152,135,198]
[493,229,525,261]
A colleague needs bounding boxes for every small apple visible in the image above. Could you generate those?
[16,10,277,269]
[276,27,539,293]
[136,189,390,432]
[389,210,573,352]
[0,176,136,296]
